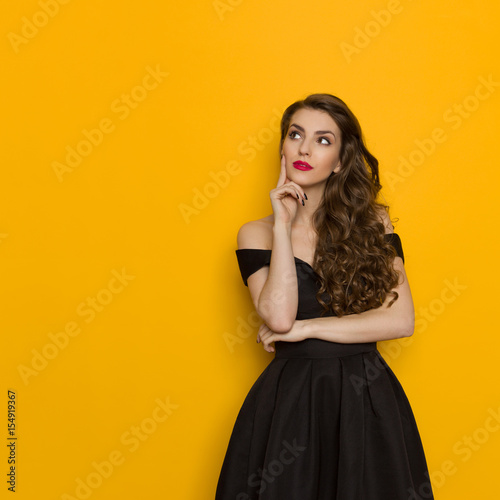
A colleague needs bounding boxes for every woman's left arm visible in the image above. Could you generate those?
[307,255,415,343]
[258,255,414,352]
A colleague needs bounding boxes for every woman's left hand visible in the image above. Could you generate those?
[257,320,309,353]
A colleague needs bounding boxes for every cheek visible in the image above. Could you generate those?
[318,149,337,163]
[282,143,294,157]
[327,147,341,164]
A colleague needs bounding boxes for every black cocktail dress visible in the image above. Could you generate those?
[215,233,434,500]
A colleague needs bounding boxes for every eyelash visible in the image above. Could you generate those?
[288,131,331,145]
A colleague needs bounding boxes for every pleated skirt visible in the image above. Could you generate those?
[215,339,434,500]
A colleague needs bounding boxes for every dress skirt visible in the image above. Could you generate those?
[215,339,434,500]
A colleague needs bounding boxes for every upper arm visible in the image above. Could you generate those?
[376,209,414,333]
[237,221,272,311]
[381,256,415,335]
[377,207,395,235]
[382,240,414,336]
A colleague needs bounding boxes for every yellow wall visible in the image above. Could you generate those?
[1,0,499,498]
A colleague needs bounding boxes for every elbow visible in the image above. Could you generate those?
[268,320,294,334]
[257,300,296,333]
[264,314,295,333]
[261,315,295,334]
[401,313,415,338]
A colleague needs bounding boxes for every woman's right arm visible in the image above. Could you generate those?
[237,156,307,333]
[237,219,298,332]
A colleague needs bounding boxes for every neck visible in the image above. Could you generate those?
[292,182,325,228]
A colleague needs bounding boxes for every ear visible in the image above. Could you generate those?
[333,161,341,174]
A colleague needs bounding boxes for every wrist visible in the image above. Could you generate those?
[302,319,314,340]
[305,317,331,341]
[273,220,292,235]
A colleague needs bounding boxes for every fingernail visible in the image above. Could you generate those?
[304,193,308,200]
[296,193,299,199]
[302,199,305,206]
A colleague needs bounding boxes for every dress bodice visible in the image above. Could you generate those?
[235,233,404,320]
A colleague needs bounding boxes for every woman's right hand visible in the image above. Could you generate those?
[270,155,307,226]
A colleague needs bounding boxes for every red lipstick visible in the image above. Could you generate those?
[293,161,313,171]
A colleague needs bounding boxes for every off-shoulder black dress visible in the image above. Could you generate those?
[215,233,434,500]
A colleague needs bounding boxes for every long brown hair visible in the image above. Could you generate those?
[279,93,402,317]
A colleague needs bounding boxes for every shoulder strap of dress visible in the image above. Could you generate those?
[384,233,405,263]
[235,249,271,287]
[235,234,404,287]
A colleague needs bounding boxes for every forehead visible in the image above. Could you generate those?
[289,107,340,133]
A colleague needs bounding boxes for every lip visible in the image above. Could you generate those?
[293,161,313,171]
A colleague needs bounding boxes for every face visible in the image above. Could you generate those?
[282,107,342,186]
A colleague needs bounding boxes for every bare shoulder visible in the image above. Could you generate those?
[237,215,274,249]
[376,206,395,234]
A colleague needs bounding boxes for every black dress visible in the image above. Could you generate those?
[215,233,434,500]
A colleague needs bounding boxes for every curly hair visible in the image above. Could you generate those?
[279,93,403,317]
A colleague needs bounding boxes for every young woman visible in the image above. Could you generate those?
[215,94,434,500]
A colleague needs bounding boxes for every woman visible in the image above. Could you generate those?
[215,94,434,500]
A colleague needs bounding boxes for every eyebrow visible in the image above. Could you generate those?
[289,123,336,140]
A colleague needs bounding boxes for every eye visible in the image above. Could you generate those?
[288,131,301,139]
[318,137,331,145]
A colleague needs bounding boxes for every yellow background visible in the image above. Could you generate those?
[1,0,499,498]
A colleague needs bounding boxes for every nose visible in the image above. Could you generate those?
[298,137,311,156]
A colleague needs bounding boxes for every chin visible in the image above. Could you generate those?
[288,168,316,180]
[289,170,330,187]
